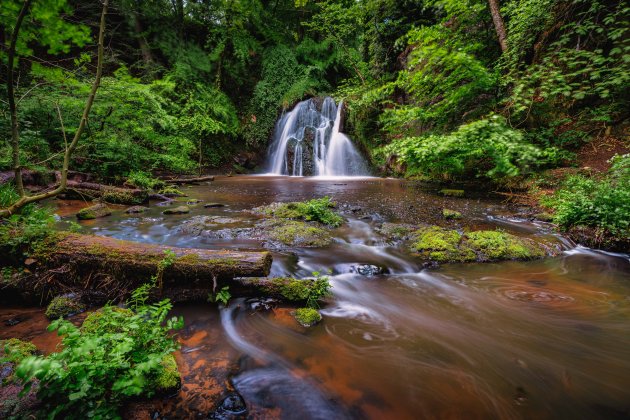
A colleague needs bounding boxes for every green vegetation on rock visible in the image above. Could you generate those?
[294,307,322,327]
[442,209,462,220]
[1,339,37,366]
[45,295,86,319]
[265,220,333,247]
[76,203,112,220]
[261,274,332,308]
[254,197,343,227]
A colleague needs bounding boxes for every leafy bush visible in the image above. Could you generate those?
[126,171,165,191]
[0,185,55,260]
[543,154,630,236]
[16,286,184,418]
[378,116,561,181]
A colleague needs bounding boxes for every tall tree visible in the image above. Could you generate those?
[1,0,109,217]
[488,0,508,52]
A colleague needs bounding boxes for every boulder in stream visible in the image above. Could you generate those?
[125,205,149,214]
[162,205,190,215]
[76,203,112,220]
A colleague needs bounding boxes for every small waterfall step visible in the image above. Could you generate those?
[265,97,370,177]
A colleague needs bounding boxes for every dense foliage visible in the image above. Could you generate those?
[16,286,183,419]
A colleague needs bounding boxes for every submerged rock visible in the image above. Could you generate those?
[354,264,385,276]
[204,203,225,208]
[162,205,190,215]
[76,203,111,220]
[125,205,149,214]
[210,392,247,419]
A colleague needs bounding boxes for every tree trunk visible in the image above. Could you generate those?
[0,0,109,217]
[488,0,508,52]
[22,233,273,301]
[132,12,154,65]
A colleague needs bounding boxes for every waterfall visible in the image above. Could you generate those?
[265,97,369,177]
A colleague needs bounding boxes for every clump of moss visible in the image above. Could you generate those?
[465,230,546,261]
[1,338,37,365]
[45,295,86,319]
[294,308,322,327]
[154,354,180,392]
[264,220,333,247]
[76,203,111,220]
[410,226,476,263]
[162,205,190,215]
[157,186,185,197]
[254,197,343,227]
[408,225,551,263]
[442,209,462,220]
[439,189,465,197]
[81,307,134,334]
[260,276,332,307]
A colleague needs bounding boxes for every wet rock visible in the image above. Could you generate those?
[3,317,24,327]
[376,222,418,242]
[439,189,465,197]
[186,199,203,205]
[293,307,322,327]
[260,219,333,248]
[76,202,111,220]
[125,205,149,214]
[442,209,462,220]
[204,203,225,208]
[245,297,278,311]
[354,264,385,276]
[178,216,242,236]
[209,392,247,419]
[45,293,86,319]
[156,200,173,207]
[407,225,559,263]
[162,205,190,215]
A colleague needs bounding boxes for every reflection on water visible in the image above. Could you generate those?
[2,176,629,419]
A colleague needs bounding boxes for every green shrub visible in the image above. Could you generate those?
[126,171,165,191]
[543,154,630,236]
[16,285,184,418]
[378,116,560,181]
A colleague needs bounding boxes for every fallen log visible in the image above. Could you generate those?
[59,181,148,204]
[164,176,215,184]
[26,233,272,302]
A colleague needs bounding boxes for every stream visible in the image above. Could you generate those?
[2,175,629,419]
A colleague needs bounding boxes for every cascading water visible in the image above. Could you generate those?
[265,97,369,177]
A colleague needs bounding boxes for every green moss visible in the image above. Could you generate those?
[294,308,322,327]
[266,220,332,247]
[410,226,476,262]
[157,186,184,196]
[1,338,37,365]
[45,295,86,319]
[442,209,462,220]
[162,206,190,215]
[77,203,111,220]
[154,354,180,391]
[439,189,465,197]
[81,307,134,334]
[466,230,546,261]
[102,189,146,205]
[254,197,343,227]
[261,276,331,305]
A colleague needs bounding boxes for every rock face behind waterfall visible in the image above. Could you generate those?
[265,97,369,177]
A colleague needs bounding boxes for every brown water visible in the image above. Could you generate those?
[2,175,630,419]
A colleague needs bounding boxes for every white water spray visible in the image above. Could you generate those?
[265,97,369,176]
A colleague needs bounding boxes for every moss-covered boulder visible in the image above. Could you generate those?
[45,294,86,319]
[162,205,190,215]
[253,197,343,227]
[154,354,180,392]
[102,188,148,205]
[442,209,462,220]
[376,223,418,241]
[1,338,37,384]
[293,308,322,327]
[76,203,111,220]
[125,205,149,214]
[262,220,333,247]
[409,226,555,263]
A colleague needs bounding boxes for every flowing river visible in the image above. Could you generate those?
[2,176,629,419]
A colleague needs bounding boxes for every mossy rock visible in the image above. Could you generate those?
[410,226,476,263]
[409,226,552,263]
[0,338,37,366]
[157,186,185,197]
[253,276,331,303]
[76,203,112,220]
[45,295,86,319]
[263,220,333,247]
[293,308,322,327]
[253,197,343,227]
[377,223,417,241]
[162,205,190,215]
[154,354,180,392]
[80,307,134,334]
[102,188,147,205]
[439,189,465,197]
[442,209,462,220]
[125,205,149,214]
[465,230,547,261]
